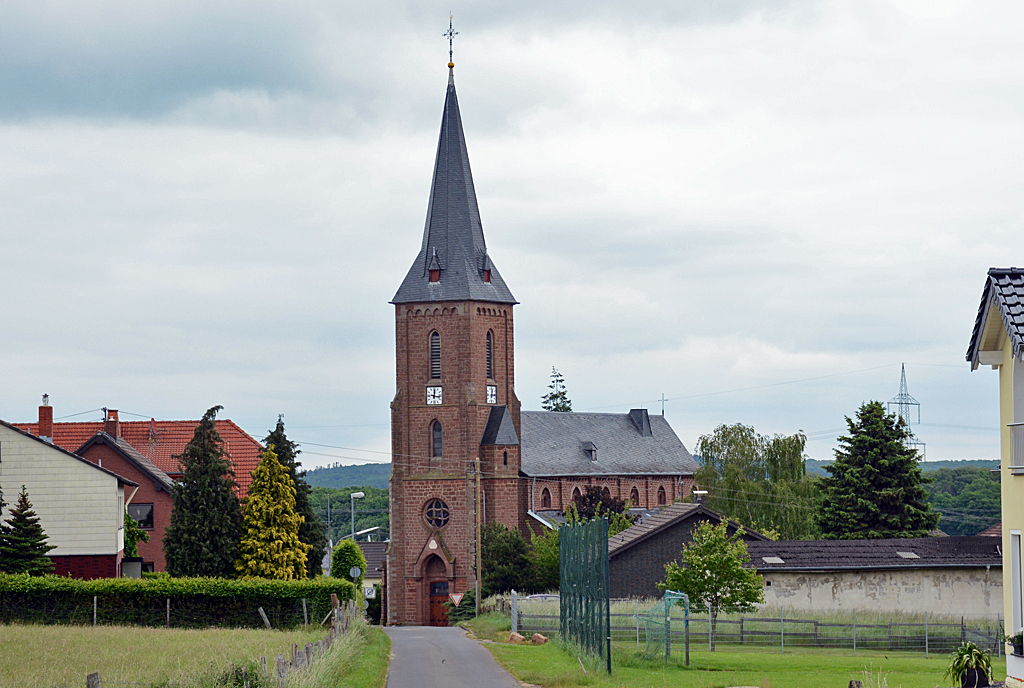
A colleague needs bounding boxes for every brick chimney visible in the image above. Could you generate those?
[38,394,53,443]
[104,409,120,438]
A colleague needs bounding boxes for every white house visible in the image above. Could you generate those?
[0,420,137,578]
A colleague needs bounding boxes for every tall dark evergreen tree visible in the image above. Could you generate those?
[541,367,572,412]
[818,401,939,539]
[163,406,243,577]
[264,417,327,578]
[0,486,55,575]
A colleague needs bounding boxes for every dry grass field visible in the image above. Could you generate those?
[0,623,326,688]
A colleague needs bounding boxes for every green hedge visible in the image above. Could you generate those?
[0,574,355,629]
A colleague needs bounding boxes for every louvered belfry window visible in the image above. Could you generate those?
[430,331,441,379]
[486,331,493,379]
[431,420,443,458]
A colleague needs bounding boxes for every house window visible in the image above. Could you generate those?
[630,487,639,505]
[430,331,441,379]
[429,269,440,282]
[486,331,493,379]
[657,486,667,505]
[484,269,491,283]
[541,488,551,509]
[572,486,581,501]
[431,421,443,458]
[128,503,154,530]
[425,499,450,528]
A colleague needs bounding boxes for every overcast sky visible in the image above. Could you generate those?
[0,1,1019,468]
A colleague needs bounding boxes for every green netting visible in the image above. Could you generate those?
[559,518,611,672]
[642,590,689,658]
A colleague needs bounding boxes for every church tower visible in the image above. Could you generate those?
[387,63,524,626]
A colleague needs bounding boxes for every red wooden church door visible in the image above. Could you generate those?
[429,581,449,626]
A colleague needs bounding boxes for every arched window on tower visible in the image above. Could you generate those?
[429,331,441,379]
[630,487,639,506]
[431,420,443,458]
[541,488,551,509]
[486,331,493,379]
[503,450,507,466]
[657,485,666,505]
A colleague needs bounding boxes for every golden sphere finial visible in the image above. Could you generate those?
[448,61,454,69]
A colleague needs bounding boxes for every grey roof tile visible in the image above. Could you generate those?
[392,70,516,305]
[520,409,698,477]
[481,405,519,445]
[967,267,1024,363]
[746,536,1001,571]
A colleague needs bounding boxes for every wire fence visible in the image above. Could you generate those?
[517,600,1005,657]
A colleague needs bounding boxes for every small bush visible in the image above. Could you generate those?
[0,573,354,628]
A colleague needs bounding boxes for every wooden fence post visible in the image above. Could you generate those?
[93,596,97,627]
[258,607,272,630]
[292,643,299,667]
[87,672,100,688]
[304,643,314,666]
[241,666,249,688]
[276,654,286,688]
[302,598,308,627]
[260,657,267,675]
[166,598,170,628]
[739,617,744,645]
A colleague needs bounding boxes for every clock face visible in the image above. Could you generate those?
[426,386,442,405]
[486,385,497,404]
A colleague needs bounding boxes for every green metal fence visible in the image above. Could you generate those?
[559,518,611,673]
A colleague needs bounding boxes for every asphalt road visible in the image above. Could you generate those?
[384,626,522,688]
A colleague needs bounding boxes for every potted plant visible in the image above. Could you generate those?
[1013,631,1024,657]
[944,641,993,688]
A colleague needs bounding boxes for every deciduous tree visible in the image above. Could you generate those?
[330,539,367,589]
[661,520,763,651]
[124,511,150,558]
[529,526,560,592]
[236,448,311,580]
[818,401,939,539]
[163,406,243,578]
[481,523,533,596]
[264,417,326,578]
[695,423,819,540]
[0,486,55,575]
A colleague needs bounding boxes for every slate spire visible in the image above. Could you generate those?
[392,67,516,304]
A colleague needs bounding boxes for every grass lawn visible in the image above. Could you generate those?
[467,614,1007,688]
[0,622,390,688]
[289,622,391,688]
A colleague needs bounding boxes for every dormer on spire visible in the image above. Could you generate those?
[392,68,516,304]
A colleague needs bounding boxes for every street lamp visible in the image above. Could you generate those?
[350,491,365,540]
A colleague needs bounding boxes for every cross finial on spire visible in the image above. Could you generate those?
[444,14,458,68]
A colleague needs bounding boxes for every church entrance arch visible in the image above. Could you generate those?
[423,554,449,626]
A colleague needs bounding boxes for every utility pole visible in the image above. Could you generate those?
[475,456,482,617]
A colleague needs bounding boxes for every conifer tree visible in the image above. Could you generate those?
[264,417,326,578]
[236,447,311,579]
[541,367,572,412]
[0,486,55,575]
[163,406,243,577]
[818,401,939,539]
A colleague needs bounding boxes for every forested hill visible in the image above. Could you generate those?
[805,458,999,477]
[305,463,391,489]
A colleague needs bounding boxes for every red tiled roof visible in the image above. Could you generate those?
[14,419,263,495]
[978,521,1001,537]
